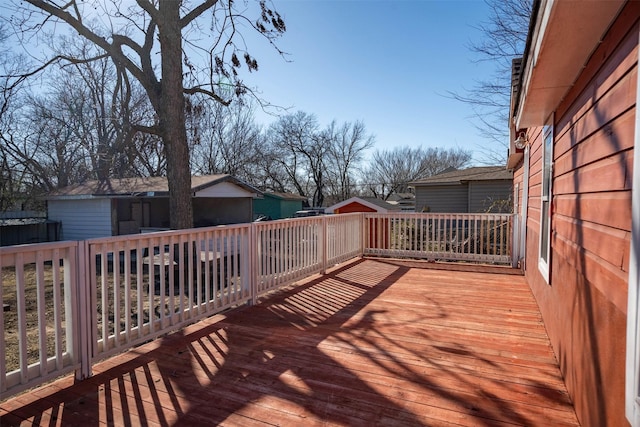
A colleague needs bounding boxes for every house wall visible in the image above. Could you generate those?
[48,198,113,241]
[414,185,468,213]
[335,202,377,214]
[193,198,253,226]
[468,180,512,213]
[280,199,304,218]
[516,7,637,426]
[253,196,280,220]
[253,197,304,220]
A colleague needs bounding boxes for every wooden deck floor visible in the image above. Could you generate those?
[0,258,579,426]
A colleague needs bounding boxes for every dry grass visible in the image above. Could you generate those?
[2,264,65,372]
[2,261,223,373]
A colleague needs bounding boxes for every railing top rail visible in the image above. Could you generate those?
[0,240,78,255]
[364,212,515,218]
[364,212,514,218]
[85,222,253,246]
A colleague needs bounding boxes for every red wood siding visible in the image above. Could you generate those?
[517,5,638,427]
[335,202,378,214]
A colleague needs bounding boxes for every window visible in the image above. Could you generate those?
[625,29,640,427]
[539,124,553,283]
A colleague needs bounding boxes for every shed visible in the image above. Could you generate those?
[410,166,513,213]
[325,197,401,214]
[0,217,60,247]
[252,192,307,220]
[507,1,637,426]
[47,174,261,241]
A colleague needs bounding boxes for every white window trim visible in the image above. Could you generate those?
[538,123,553,283]
[521,145,530,270]
[625,30,640,427]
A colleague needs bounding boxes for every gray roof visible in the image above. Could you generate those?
[411,166,513,186]
[386,193,415,202]
[264,192,308,201]
[359,197,402,211]
[48,174,261,199]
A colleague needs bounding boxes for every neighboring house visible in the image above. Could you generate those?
[508,2,638,426]
[252,192,307,220]
[47,174,261,241]
[324,197,401,214]
[386,193,416,212]
[410,166,513,213]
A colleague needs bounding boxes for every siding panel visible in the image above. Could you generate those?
[468,181,512,212]
[48,199,113,241]
[415,185,468,213]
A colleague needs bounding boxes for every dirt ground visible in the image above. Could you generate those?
[2,264,63,372]
[2,263,206,373]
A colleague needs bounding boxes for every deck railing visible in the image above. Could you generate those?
[365,213,512,264]
[0,241,81,398]
[0,212,512,399]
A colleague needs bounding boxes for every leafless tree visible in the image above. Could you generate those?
[324,120,375,204]
[2,56,166,195]
[451,0,532,164]
[364,146,472,200]
[263,111,319,204]
[259,112,376,206]
[191,99,262,183]
[5,0,286,228]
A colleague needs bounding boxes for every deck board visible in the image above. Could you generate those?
[0,258,580,426]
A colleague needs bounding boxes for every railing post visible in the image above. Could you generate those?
[75,240,92,380]
[321,216,328,274]
[360,213,366,257]
[249,223,258,305]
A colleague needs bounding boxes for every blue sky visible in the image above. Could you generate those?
[245,0,502,164]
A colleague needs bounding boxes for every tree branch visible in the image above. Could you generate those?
[180,0,219,28]
[184,86,231,106]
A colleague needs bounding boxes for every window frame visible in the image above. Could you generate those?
[538,122,553,283]
[625,29,640,427]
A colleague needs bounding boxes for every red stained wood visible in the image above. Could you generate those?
[554,108,636,176]
[553,150,633,195]
[0,259,579,426]
[554,215,630,270]
[552,233,628,314]
[336,202,377,214]
[517,8,638,427]
[554,192,632,231]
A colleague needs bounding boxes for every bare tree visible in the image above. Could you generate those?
[365,146,472,200]
[6,0,286,228]
[451,0,532,164]
[324,120,375,204]
[191,99,262,183]
[263,111,319,204]
[2,56,167,195]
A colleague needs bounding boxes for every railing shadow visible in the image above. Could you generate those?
[0,258,575,426]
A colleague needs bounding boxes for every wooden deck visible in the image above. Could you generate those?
[0,258,579,426]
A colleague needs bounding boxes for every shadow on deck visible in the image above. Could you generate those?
[0,258,578,426]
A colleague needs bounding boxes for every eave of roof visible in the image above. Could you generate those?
[264,192,308,201]
[47,174,262,200]
[410,167,512,186]
[514,0,625,129]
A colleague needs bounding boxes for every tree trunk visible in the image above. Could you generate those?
[158,0,193,229]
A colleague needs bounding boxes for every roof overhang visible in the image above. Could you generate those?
[514,0,625,129]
